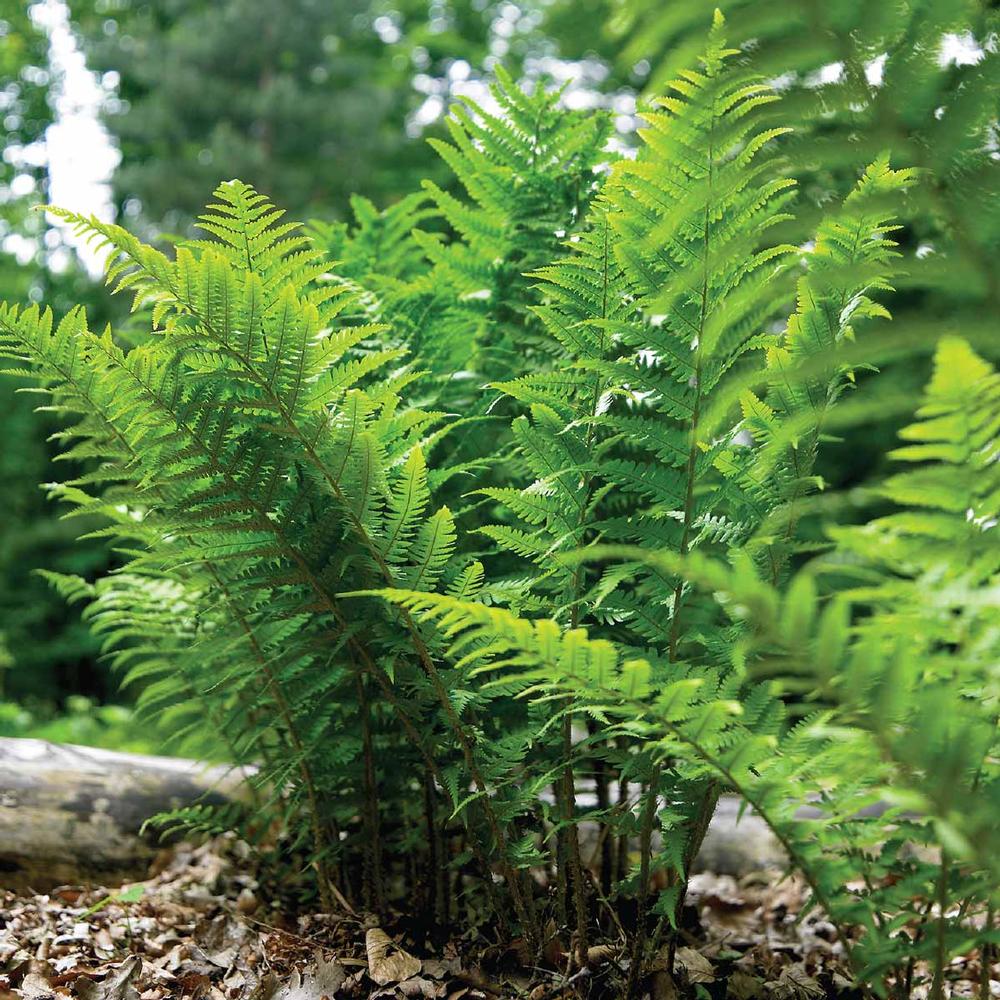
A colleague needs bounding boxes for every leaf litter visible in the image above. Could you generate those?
[1,837,995,999]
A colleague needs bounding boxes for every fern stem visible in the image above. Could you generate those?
[615,747,629,888]
[423,768,446,931]
[981,904,994,1000]
[624,763,661,999]
[554,215,614,963]
[338,622,508,926]
[356,673,386,914]
[561,710,589,965]
[206,566,337,911]
[591,722,613,897]
[653,100,719,979]
[656,778,719,970]
[932,851,950,1000]
[901,897,935,1000]
[554,777,569,929]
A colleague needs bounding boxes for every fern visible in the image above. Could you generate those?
[733,155,917,580]
[615,337,1000,984]
[0,184,521,922]
[409,66,612,397]
[469,18,816,958]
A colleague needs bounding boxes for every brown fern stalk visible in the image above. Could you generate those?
[423,768,445,929]
[931,852,950,1000]
[624,764,661,999]
[556,215,615,965]
[356,673,386,913]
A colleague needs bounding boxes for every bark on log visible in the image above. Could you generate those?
[693,795,786,874]
[0,738,247,894]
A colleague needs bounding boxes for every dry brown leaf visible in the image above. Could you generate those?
[74,955,142,1000]
[366,929,421,987]
[831,972,855,996]
[92,931,114,961]
[17,972,55,1000]
[650,970,680,1000]
[259,954,346,1000]
[766,964,824,1000]
[1,946,31,975]
[585,945,617,967]
[421,958,460,980]
[675,947,716,984]
[397,976,446,998]
[235,891,257,915]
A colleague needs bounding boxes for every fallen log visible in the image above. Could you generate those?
[0,737,787,895]
[0,738,247,894]
[694,795,786,875]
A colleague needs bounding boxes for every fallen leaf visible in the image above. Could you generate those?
[675,948,716,985]
[75,956,142,1000]
[585,945,617,967]
[235,890,257,915]
[366,929,421,987]
[831,973,855,996]
[259,954,346,1000]
[92,931,115,961]
[1,947,31,975]
[651,971,680,1000]
[176,971,212,997]
[766,965,824,1000]
[421,959,460,979]
[240,972,280,1000]
[18,972,55,1000]
[397,976,445,998]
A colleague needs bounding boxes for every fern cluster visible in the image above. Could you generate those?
[2,13,996,998]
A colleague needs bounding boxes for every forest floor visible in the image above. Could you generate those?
[0,835,991,1000]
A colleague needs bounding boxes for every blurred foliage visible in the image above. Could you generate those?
[0,0,50,245]
[66,0,569,231]
[68,0,436,229]
[0,0,113,709]
[0,695,154,752]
